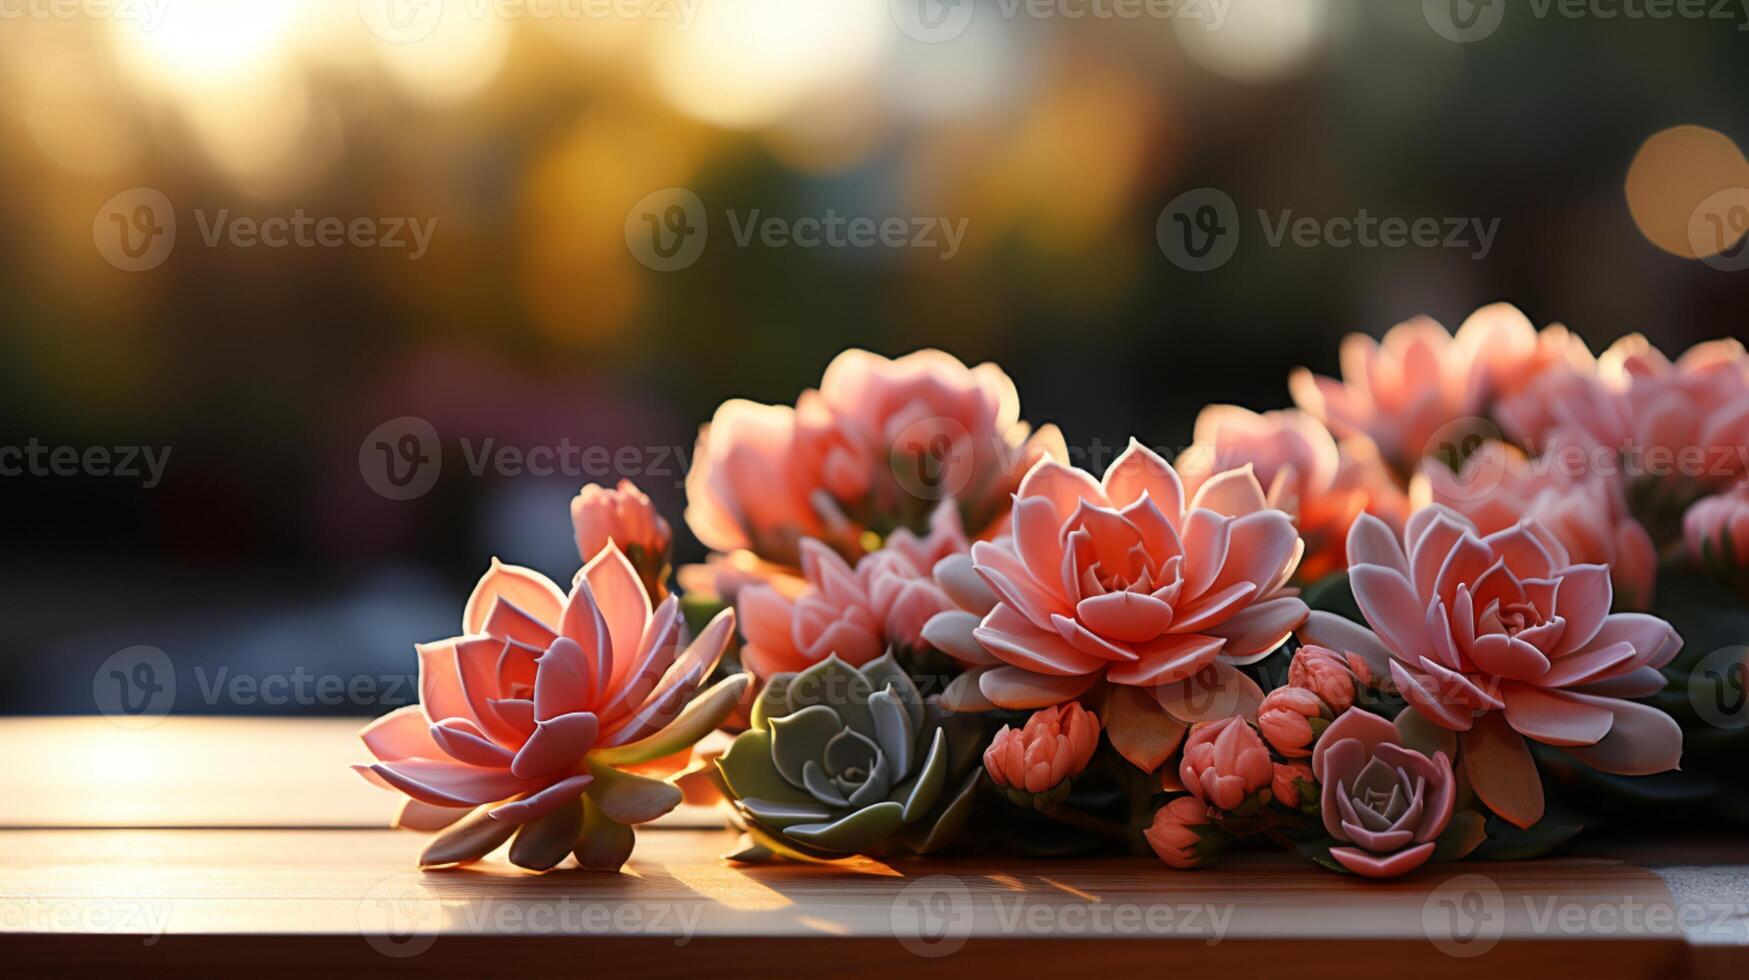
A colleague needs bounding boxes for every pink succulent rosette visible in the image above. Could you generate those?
[1310,709,1455,878]
[1500,336,1749,492]
[1302,507,1684,828]
[1290,314,1489,475]
[684,348,1064,592]
[354,545,746,871]
[1418,441,1659,609]
[924,441,1308,770]
[1290,303,1593,478]
[1177,405,1408,582]
[735,502,968,678]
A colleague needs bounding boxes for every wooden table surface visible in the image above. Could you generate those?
[3,718,1746,978]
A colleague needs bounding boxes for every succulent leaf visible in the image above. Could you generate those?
[574,796,636,871]
[784,800,905,850]
[509,797,583,872]
[589,673,750,766]
[583,760,684,825]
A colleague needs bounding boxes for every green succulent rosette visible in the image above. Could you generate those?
[714,653,981,860]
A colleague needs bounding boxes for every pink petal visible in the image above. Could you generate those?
[392,799,471,833]
[1346,512,1410,578]
[1559,692,1684,776]
[1351,564,1435,662]
[975,604,1109,676]
[430,719,516,767]
[360,704,445,762]
[977,665,1100,710]
[1101,438,1183,516]
[487,773,594,825]
[1187,465,1270,517]
[362,760,531,808]
[510,711,600,778]
[1205,595,1308,661]
[1018,458,1109,517]
[1502,683,1614,746]
[462,559,565,637]
[583,544,653,687]
[534,637,593,721]
[1468,633,1551,681]
[1548,564,1613,656]
[1329,842,1436,878]
[1311,708,1400,778]
[1105,633,1225,686]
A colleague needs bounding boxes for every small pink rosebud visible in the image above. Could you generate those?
[1257,687,1330,758]
[571,480,673,598]
[984,703,1101,807]
[1271,761,1317,812]
[1144,796,1229,869]
[1178,716,1274,813]
[1288,644,1370,713]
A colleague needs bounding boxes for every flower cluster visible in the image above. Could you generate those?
[358,322,1732,877]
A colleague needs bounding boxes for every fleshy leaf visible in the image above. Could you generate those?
[419,807,516,868]
[715,729,815,806]
[868,686,916,781]
[770,705,844,787]
[899,728,948,822]
[1104,684,1186,772]
[573,795,635,871]
[590,673,751,766]
[508,797,583,872]
[583,761,684,825]
[783,801,905,852]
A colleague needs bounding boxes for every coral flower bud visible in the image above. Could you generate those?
[1272,761,1317,812]
[1257,687,1331,759]
[1287,644,1370,713]
[1145,796,1230,869]
[983,703,1101,808]
[1178,717,1274,813]
[572,479,673,598]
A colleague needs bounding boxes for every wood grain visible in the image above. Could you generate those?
[2,718,1744,978]
[0,828,1726,978]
